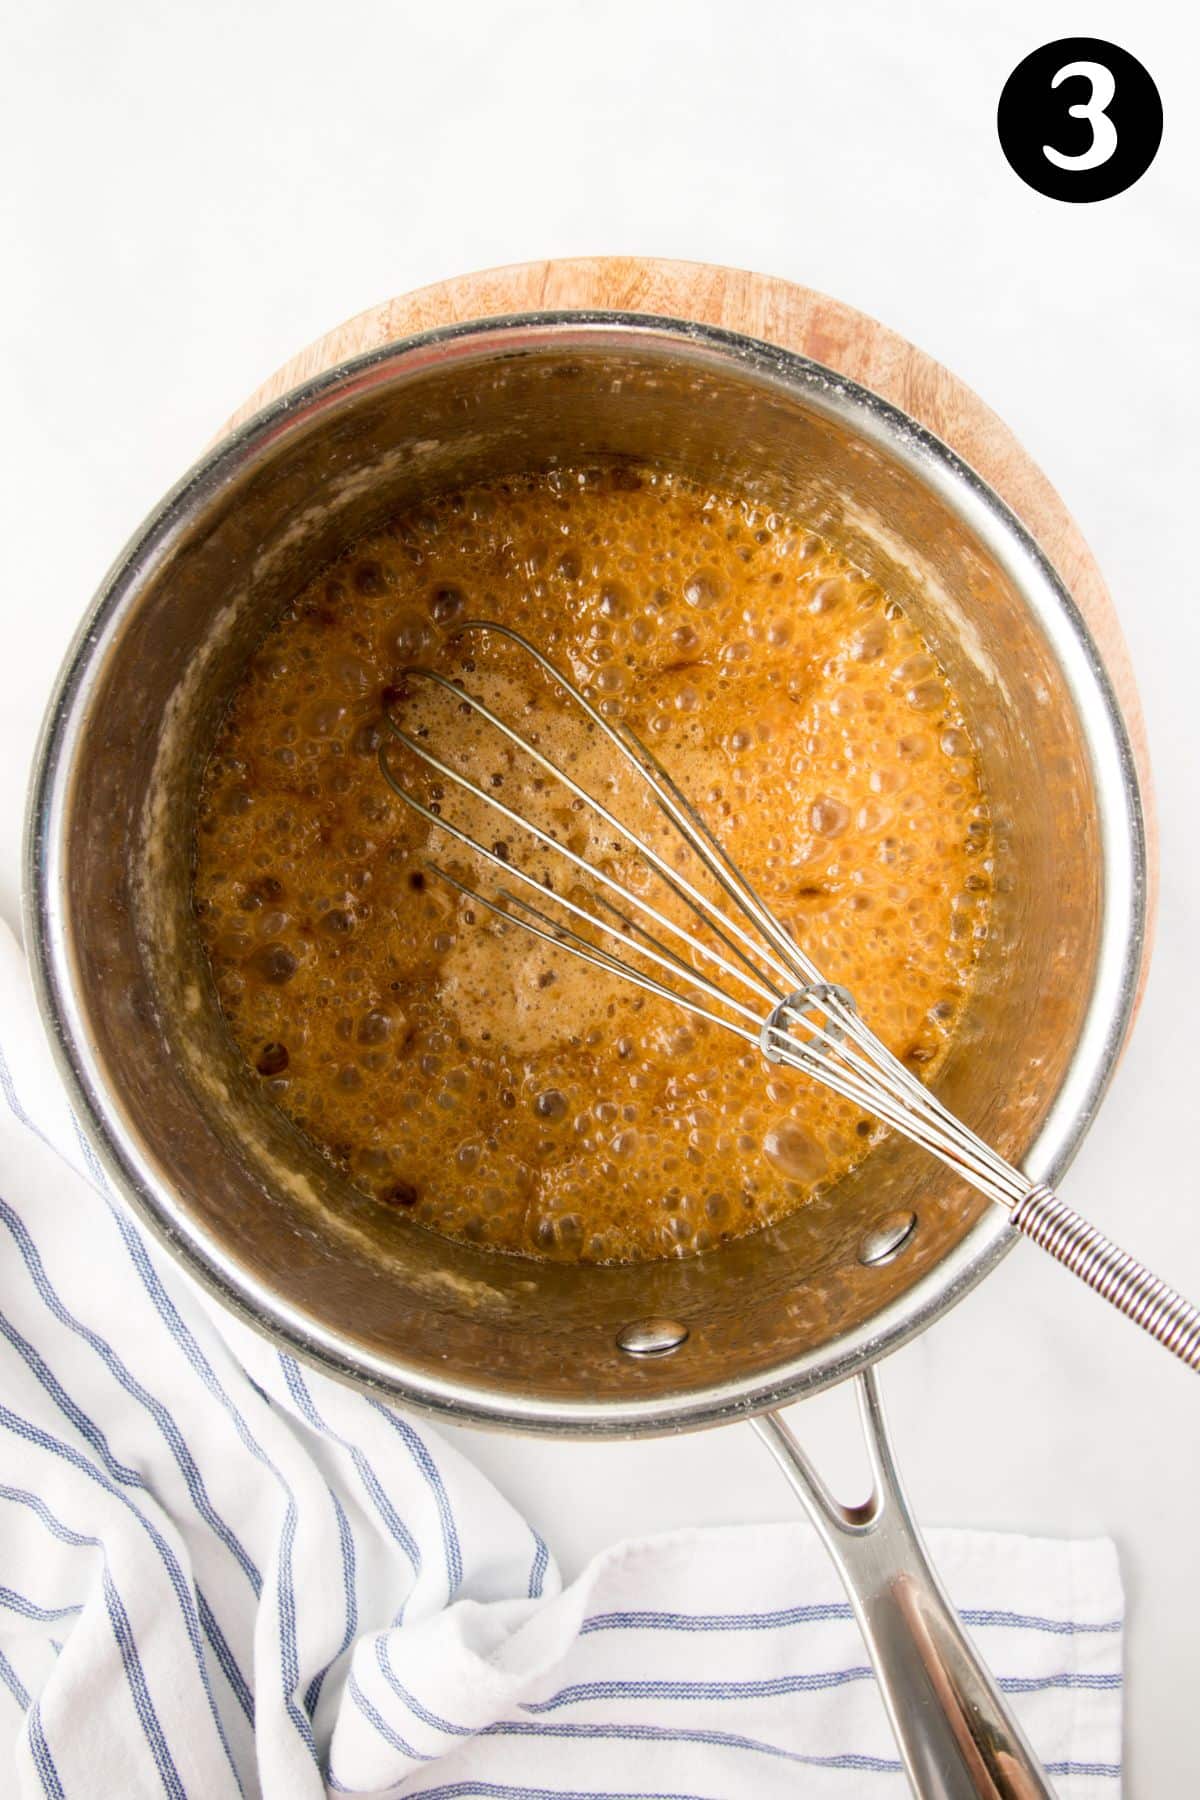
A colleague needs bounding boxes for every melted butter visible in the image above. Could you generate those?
[194,466,991,1262]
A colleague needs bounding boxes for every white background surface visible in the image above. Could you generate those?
[2,1,1197,1791]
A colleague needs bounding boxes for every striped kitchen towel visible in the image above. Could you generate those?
[0,917,1122,1799]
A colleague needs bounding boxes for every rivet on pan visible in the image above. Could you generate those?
[859,1210,918,1267]
[616,1317,689,1357]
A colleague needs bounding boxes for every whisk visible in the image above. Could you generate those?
[378,620,1200,1371]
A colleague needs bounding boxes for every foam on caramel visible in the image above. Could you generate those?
[194,466,991,1262]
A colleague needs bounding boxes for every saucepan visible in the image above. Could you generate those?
[24,316,1146,1798]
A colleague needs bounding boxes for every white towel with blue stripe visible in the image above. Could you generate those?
[0,918,1123,1798]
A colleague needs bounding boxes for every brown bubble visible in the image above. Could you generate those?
[357,1008,393,1044]
[683,567,722,609]
[254,943,298,984]
[305,700,346,738]
[382,1181,419,1206]
[337,655,373,692]
[809,578,846,613]
[357,1148,393,1177]
[389,612,434,660]
[762,1122,824,1182]
[240,874,282,911]
[352,718,385,756]
[906,679,945,711]
[810,795,850,837]
[852,621,888,661]
[598,582,628,618]
[353,561,388,596]
[429,583,465,624]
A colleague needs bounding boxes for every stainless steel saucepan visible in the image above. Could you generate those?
[25,317,1146,1798]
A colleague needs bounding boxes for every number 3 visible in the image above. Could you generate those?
[1043,60,1118,171]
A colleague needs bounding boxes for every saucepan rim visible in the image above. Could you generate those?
[22,312,1147,1435]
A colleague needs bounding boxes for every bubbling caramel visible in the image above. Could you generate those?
[194,466,991,1262]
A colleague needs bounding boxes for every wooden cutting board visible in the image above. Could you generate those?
[224,256,1156,997]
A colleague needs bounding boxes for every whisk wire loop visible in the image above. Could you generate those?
[382,669,784,1012]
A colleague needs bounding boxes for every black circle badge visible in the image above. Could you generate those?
[998,38,1162,202]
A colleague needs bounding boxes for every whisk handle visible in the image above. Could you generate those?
[1010,1185,1200,1370]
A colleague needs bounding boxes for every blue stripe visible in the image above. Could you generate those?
[1046,1763,1121,1779]
[522,1666,1120,1712]
[376,1633,472,1737]
[325,1758,418,1800]
[528,1531,550,1599]
[1,1478,104,1549]
[0,1295,141,1483]
[0,1043,56,1154]
[285,1495,325,1754]
[0,1283,253,1735]
[523,1669,875,1710]
[304,1487,358,1718]
[368,1399,463,1599]
[197,1588,255,1722]
[105,1203,322,1773]
[402,1777,1118,1800]
[580,1601,852,1634]
[0,1586,81,1624]
[1,1472,167,1792]
[347,1667,432,1760]
[103,1568,186,1800]
[377,1613,1122,1740]
[280,1356,421,1587]
[69,1112,109,1188]
[962,1606,1122,1636]
[486,1717,904,1771]
[342,1654,1127,1783]
[0,1191,263,1725]
[275,1491,320,1762]
[582,1601,1123,1637]
[0,1644,30,1707]
[480,1720,1117,1781]
[0,1195,262,1595]
[1001,1672,1122,1693]
[0,1411,244,1792]
[404,1785,715,1799]
[27,1698,66,1798]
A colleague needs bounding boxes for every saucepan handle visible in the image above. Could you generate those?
[752,1369,1054,1800]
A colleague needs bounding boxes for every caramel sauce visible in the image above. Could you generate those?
[194,466,990,1262]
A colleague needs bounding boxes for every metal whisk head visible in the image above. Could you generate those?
[375,619,1200,1371]
[377,619,1028,1212]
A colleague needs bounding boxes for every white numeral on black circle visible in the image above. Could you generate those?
[1043,60,1118,170]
